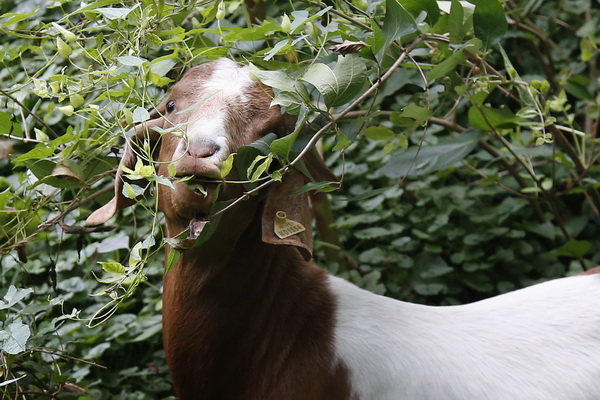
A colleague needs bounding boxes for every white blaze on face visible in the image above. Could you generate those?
[202,58,253,102]
[172,59,254,167]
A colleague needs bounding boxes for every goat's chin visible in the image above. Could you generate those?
[164,181,217,222]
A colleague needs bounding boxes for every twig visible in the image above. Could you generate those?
[303,0,373,31]
[0,88,59,138]
[33,348,107,369]
[1,134,42,143]
[0,182,114,253]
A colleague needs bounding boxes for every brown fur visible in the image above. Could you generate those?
[162,198,351,400]
[87,60,350,399]
[578,266,600,276]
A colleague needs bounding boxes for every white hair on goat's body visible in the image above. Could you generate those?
[331,273,600,399]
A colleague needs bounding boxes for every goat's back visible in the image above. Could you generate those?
[329,273,600,400]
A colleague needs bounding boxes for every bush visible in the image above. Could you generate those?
[1,0,599,397]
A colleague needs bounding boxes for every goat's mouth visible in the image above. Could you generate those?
[177,176,221,197]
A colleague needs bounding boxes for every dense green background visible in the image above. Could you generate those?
[1,0,599,398]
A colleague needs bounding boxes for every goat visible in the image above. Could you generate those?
[86,58,600,400]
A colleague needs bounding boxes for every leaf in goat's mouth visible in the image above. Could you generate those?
[178,176,217,197]
[187,182,208,197]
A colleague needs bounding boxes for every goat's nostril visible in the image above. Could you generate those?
[186,143,221,158]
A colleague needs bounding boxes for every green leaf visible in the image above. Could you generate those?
[154,176,174,191]
[165,248,181,274]
[12,146,54,166]
[448,0,466,43]
[413,283,445,296]
[301,54,368,107]
[381,0,417,54]
[291,180,339,195]
[400,0,440,25]
[95,4,139,20]
[468,105,523,130]
[332,132,352,151]
[263,40,290,61]
[117,55,146,67]
[0,111,22,137]
[553,240,591,258]
[221,153,235,179]
[69,94,85,108]
[416,253,453,278]
[377,131,481,178]
[272,111,315,162]
[249,153,273,181]
[145,32,163,50]
[236,133,278,180]
[270,170,282,181]
[270,129,300,160]
[122,183,144,199]
[0,320,30,355]
[427,39,481,82]
[400,105,433,124]
[289,8,331,34]
[580,36,596,62]
[0,10,36,26]
[0,286,33,310]
[355,224,404,239]
[250,69,296,92]
[56,37,72,58]
[132,107,150,123]
[99,262,126,275]
[23,159,55,179]
[473,0,507,49]
[363,126,396,141]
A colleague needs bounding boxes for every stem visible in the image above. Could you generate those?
[0,88,59,138]
[33,349,107,369]
[550,124,600,216]
[303,0,373,31]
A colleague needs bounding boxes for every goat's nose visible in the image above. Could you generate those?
[186,142,220,158]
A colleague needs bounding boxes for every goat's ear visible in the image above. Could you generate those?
[261,141,337,260]
[262,170,314,261]
[86,109,165,226]
[302,146,338,183]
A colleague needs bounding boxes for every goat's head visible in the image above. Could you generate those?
[86,58,333,259]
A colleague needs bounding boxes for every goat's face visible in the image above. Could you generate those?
[86,58,333,259]
[156,59,292,222]
[85,59,294,228]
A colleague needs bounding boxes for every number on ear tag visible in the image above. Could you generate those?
[274,211,306,239]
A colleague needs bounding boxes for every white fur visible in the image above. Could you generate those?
[172,59,253,165]
[203,58,253,102]
[330,274,600,400]
[173,115,230,164]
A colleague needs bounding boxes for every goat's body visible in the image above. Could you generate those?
[88,58,600,399]
[163,200,600,400]
[331,274,600,399]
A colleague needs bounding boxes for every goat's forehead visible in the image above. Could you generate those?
[174,59,254,101]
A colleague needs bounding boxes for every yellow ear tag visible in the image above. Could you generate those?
[274,211,306,239]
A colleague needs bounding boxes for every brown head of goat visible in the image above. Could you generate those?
[86,58,348,400]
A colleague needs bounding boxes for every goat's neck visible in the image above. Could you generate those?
[161,199,349,400]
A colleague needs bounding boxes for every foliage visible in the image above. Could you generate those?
[0,0,599,397]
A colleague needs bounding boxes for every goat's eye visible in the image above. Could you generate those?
[166,100,175,113]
